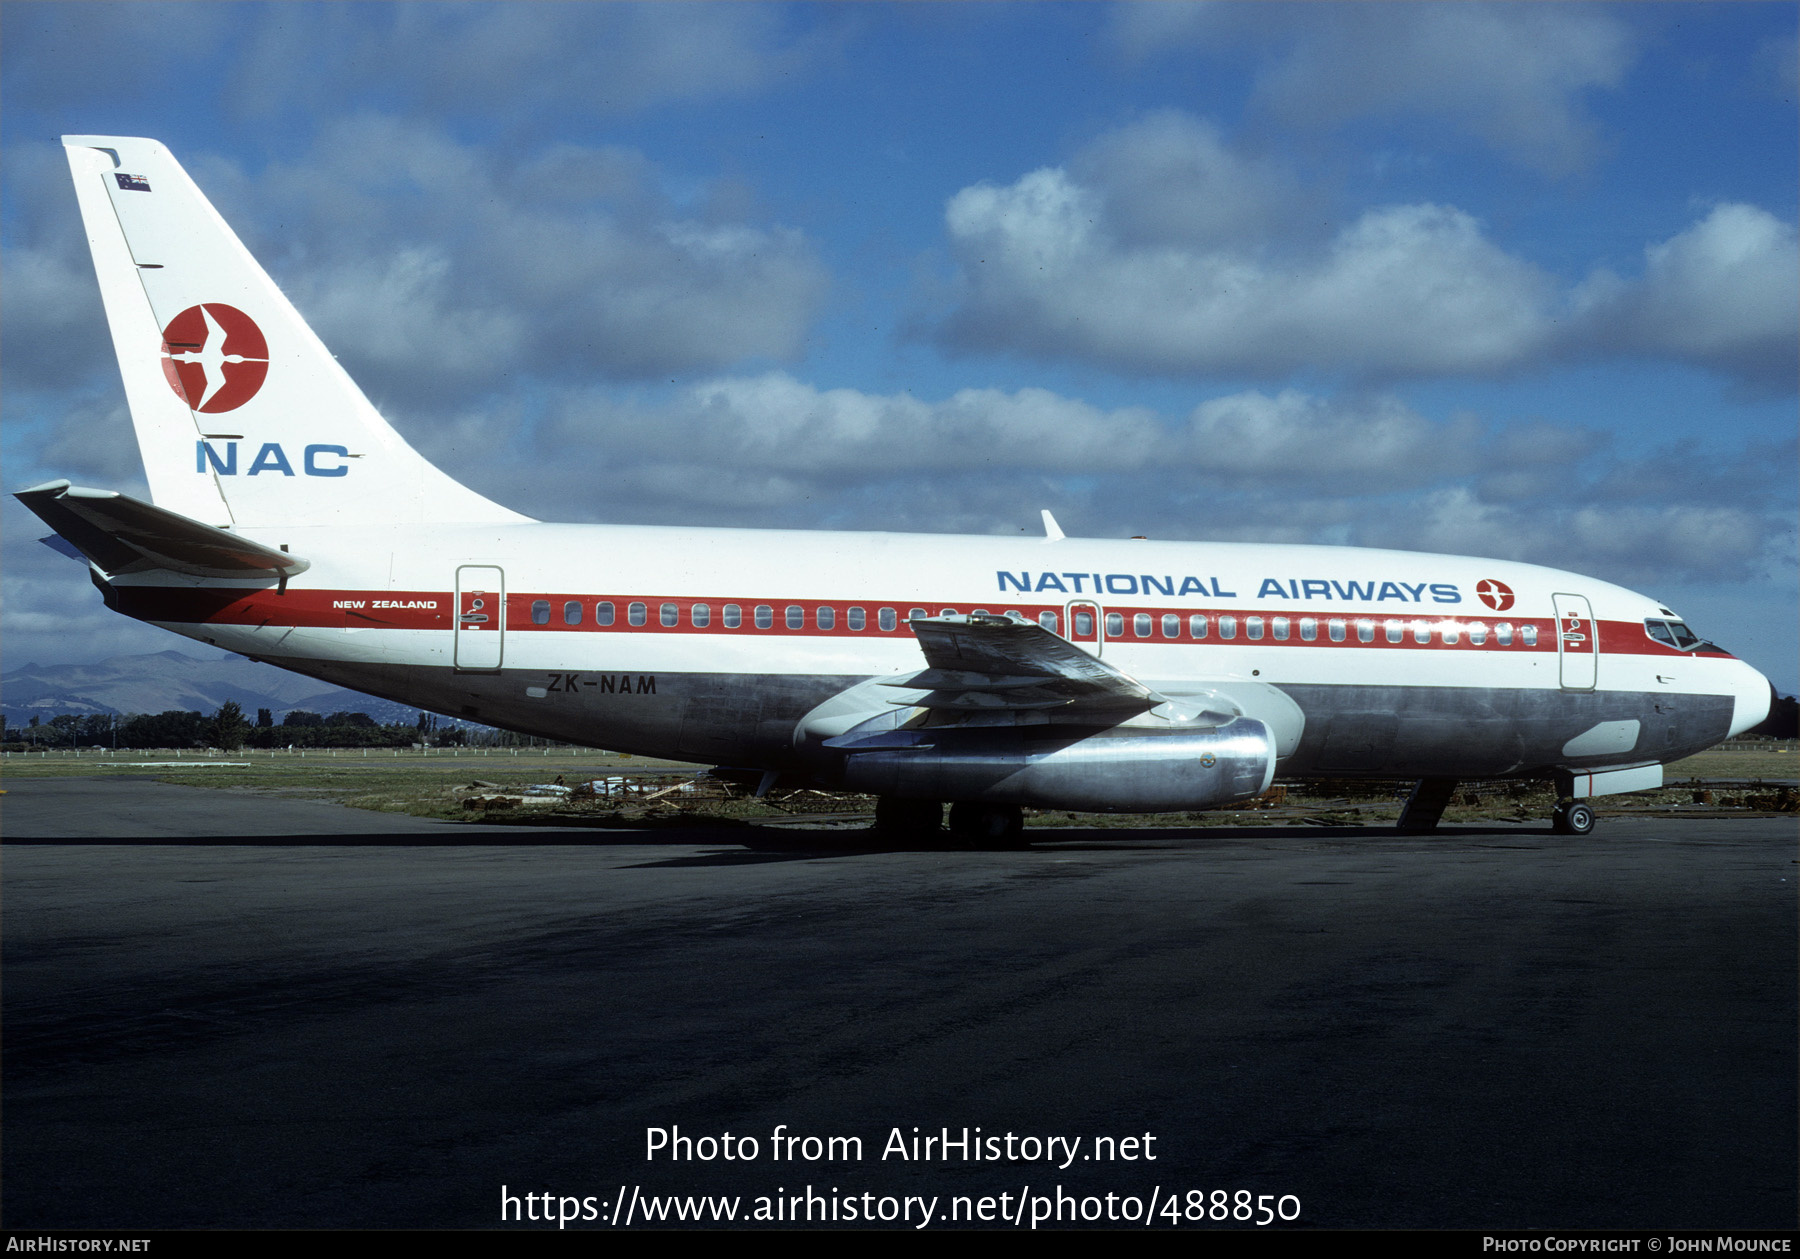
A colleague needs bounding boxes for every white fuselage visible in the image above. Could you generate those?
[108,521,1771,788]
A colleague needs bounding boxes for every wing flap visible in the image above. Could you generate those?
[893,614,1162,713]
[15,480,308,579]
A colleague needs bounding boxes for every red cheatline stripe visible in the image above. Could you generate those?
[105,586,1733,659]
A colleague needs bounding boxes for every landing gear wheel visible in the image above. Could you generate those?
[874,797,943,837]
[1552,800,1596,835]
[947,802,1026,848]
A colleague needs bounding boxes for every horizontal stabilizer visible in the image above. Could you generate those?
[15,480,309,579]
[893,614,1163,713]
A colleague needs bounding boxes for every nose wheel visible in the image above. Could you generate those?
[1551,800,1596,835]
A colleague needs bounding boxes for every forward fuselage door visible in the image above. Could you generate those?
[455,565,505,672]
[1553,592,1597,691]
[1065,600,1104,657]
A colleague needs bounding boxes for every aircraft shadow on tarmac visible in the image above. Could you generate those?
[1,821,1555,862]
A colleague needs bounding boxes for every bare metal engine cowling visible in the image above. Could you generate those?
[838,718,1276,812]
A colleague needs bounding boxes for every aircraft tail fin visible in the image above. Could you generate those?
[60,135,526,530]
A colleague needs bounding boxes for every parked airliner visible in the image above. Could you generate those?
[19,136,1772,842]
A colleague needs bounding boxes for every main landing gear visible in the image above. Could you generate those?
[947,802,1026,847]
[874,797,942,837]
[872,797,1027,848]
[1551,800,1597,835]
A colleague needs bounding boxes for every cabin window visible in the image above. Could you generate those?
[1495,622,1513,646]
[1039,610,1059,633]
[1162,614,1180,638]
[1189,614,1208,639]
[847,606,865,631]
[628,602,647,627]
[1134,613,1152,638]
[1246,616,1264,641]
[941,608,959,617]
[1521,624,1538,647]
[1328,618,1345,642]
[1468,621,1486,645]
[1357,619,1375,643]
[723,603,742,628]
[785,605,804,629]
[1413,621,1431,644]
[692,603,711,628]
[661,602,678,627]
[530,600,550,625]
[754,604,773,629]
[563,600,582,626]
[1004,609,1023,620]
[1105,612,1124,637]
[1385,620,1403,644]
[1218,615,1237,640]
[596,601,615,626]
[971,608,989,617]
[880,607,897,631]
[1272,617,1290,641]
[910,607,927,622]
[1299,617,1317,641]
[817,605,836,630]
[1440,621,1459,645]
[1074,611,1094,636]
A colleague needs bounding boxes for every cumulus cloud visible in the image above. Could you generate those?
[1070,112,1306,250]
[1351,487,1781,586]
[212,4,833,126]
[1108,3,1635,175]
[929,114,1797,391]
[934,159,1558,378]
[2,122,830,407]
[182,117,830,403]
[520,374,1588,523]
[1574,204,1799,390]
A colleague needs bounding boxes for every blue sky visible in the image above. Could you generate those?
[4,2,1796,690]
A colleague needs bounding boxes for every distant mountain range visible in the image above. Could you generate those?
[2,650,426,726]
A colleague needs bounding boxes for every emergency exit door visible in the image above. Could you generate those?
[1553,592,1596,690]
[1065,600,1104,657]
[455,565,505,672]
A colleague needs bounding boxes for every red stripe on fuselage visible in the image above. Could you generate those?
[107,586,1736,660]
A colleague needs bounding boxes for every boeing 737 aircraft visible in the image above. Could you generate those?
[19,136,1773,842]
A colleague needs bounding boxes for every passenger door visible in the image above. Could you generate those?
[455,565,505,672]
[1065,600,1104,657]
[1553,592,1597,690]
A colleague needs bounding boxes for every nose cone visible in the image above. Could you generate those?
[1726,664,1774,737]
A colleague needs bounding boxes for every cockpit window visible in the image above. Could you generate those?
[1645,618,1705,651]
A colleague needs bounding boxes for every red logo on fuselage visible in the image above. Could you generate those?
[1476,579,1515,612]
[161,304,269,412]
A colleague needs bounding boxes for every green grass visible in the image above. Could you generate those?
[3,741,1791,828]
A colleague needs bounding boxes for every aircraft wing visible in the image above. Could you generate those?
[15,480,308,580]
[882,614,1163,713]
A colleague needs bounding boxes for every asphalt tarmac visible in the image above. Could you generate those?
[4,777,1795,1230]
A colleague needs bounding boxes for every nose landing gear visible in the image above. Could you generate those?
[1551,800,1597,835]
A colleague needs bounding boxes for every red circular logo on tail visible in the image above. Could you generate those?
[1476,579,1515,612]
[160,304,269,412]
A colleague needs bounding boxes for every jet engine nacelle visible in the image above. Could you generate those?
[839,718,1277,812]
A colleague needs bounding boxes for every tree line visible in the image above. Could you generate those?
[2,705,494,751]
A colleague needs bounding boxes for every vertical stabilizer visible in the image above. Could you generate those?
[61,136,527,528]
